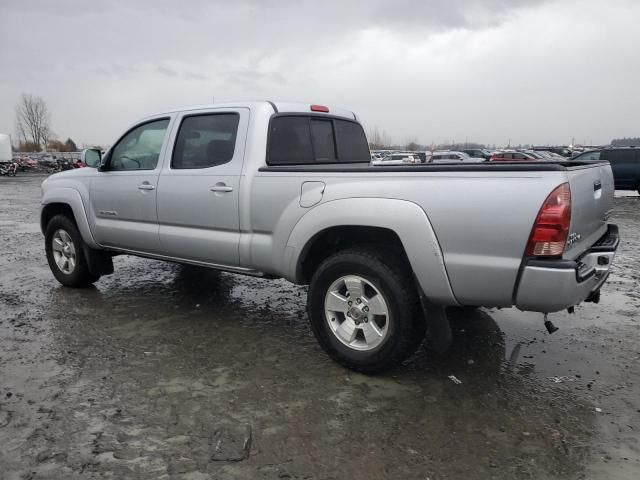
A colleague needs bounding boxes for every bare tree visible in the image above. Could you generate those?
[405,137,420,151]
[15,93,51,151]
[367,126,383,149]
[366,125,394,150]
[381,129,392,148]
[41,124,52,152]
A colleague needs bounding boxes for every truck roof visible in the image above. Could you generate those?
[148,101,358,121]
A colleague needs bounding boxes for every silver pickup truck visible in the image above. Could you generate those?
[40,101,619,372]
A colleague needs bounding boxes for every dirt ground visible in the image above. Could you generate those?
[0,174,638,480]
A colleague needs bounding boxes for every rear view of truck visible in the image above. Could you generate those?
[515,161,619,312]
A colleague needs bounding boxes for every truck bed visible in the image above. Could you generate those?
[253,160,613,309]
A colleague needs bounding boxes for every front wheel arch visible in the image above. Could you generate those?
[42,203,114,278]
[41,202,75,234]
[45,214,100,287]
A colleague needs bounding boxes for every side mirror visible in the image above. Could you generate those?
[82,148,102,168]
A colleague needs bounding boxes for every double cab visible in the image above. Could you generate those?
[41,101,619,372]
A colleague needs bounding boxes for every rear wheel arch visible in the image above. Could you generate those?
[286,198,458,305]
[297,225,411,284]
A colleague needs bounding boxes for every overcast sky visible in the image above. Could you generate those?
[1,0,639,147]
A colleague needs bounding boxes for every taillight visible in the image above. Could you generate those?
[310,104,329,113]
[525,183,571,257]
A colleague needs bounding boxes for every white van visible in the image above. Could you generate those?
[0,134,12,162]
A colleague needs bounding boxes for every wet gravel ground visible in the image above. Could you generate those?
[0,174,638,480]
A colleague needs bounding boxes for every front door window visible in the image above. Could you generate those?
[109,119,170,171]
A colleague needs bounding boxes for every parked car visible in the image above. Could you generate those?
[572,147,640,193]
[571,149,602,161]
[534,150,564,160]
[0,162,18,176]
[17,157,39,170]
[521,150,550,160]
[38,156,57,168]
[372,153,421,165]
[431,151,479,163]
[462,149,492,161]
[40,101,619,373]
[490,151,538,162]
[415,151,432,163]
[533,147,573,157]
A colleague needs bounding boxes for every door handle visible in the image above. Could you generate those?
[210,184,233,193]
[138,183,155,191]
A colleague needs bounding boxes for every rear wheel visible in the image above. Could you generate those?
[307,248,426,373]
[45,214,99,287]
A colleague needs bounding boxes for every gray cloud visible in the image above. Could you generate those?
[0,0,638,146]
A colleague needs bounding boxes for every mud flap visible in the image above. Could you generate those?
[82,245,114,277]
[420,295,452,353]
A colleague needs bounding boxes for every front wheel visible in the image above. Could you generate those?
[307,248,426,373]
[45,214,99,287]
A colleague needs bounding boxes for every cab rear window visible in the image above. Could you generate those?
[268,115,369,165]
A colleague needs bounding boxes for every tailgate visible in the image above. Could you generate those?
[564,162,614,259]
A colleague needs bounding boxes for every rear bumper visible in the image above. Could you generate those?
[515,224,619,313]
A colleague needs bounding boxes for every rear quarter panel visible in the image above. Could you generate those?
[244,168,568,307]
[401,172,567,306]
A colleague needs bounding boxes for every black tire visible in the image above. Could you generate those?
[45,214,99,287]
[307,248,426,374]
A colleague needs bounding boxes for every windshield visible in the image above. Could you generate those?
[574,150,601,161]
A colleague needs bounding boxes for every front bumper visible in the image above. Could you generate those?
[515,224,619,313]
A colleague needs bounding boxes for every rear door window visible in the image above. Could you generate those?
[172,113,239,169]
